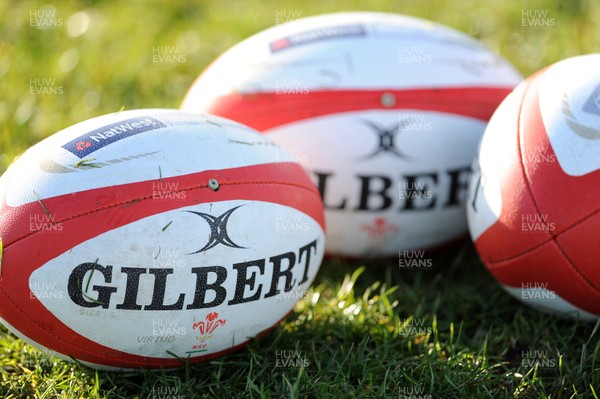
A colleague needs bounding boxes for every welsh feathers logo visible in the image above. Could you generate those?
[187,312,227,354]
[361,217,399,237]
[562,84,600,140]
[193,312,227,339]
[361,217,399,253]
[186,205,246,253]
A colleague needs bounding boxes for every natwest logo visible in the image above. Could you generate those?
[62,116,166,158]
[269,23,365,53]
[67,240,319,311]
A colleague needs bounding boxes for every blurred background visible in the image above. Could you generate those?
[1,0,598,172]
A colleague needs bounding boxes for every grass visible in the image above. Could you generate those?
[1,0,600,397]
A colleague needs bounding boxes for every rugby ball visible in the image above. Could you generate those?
[181,11,522,257]
[467,54,600,320]
[0,109,325,369]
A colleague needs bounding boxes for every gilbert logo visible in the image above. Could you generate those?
[359,120,411,160]
[187,206,246,253]
[562,86,600,140]
[187,312,226,354]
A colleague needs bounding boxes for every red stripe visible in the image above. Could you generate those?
[185,87,515,131]
[1,162,324,248]
[0,162,324,368]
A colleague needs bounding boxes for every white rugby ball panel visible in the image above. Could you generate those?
[183,11,522,108]
[29,200,324,359]
[502,286,597,321]
[2,109,287,208]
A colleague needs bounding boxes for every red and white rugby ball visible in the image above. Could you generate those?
[467,54,600,320]
[0,109,325,369]
[181,11,522,257]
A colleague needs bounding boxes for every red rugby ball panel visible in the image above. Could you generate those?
[467,54,600,320]
[0,109,326,369]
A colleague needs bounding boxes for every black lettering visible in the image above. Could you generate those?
[401,173,437,210]
[116,267,146,310]
[68,262,117,309]
[355,175,393,211]
[228,259,265,305]
[265,252,296,298]
[314,172,347,210]
[186,266,227,309]
[444,166,471,207]
[297,240,317,285]
[145,268,185,310]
